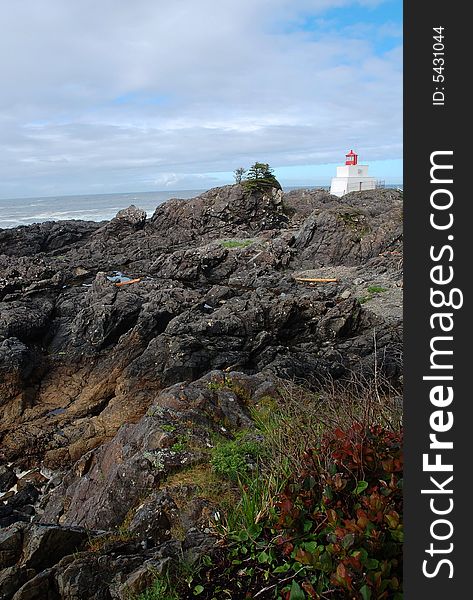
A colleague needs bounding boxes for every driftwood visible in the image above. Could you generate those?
[115,278,141,287]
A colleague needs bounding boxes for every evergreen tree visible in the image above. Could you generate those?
[243,162,280,190]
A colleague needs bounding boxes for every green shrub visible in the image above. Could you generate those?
[272,423,403,598]
[187,423,403,599]
[242,162,281,191]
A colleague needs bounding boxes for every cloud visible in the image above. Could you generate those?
[0,0,401,197]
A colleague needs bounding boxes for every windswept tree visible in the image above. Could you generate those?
[233,167,246,184]
[243,162,281,190]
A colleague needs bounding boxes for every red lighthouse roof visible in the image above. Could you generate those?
[345,149,358,166]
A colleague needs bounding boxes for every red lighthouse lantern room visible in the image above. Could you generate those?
[345,149,358,166]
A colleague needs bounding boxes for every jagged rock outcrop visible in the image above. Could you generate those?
[149,184,288,244]
[292,189,403,268]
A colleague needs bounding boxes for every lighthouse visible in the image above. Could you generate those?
[329,150,377,197]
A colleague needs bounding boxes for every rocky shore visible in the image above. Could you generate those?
[0,184,403,599]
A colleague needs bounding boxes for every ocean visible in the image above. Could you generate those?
[0,190,205,229]
[0,185,403,229]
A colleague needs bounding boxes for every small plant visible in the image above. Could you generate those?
[233,167,246,184]
[161,424,176,432]
[88,504,140,554]
[137,560,205,600]
[146,405,166,418]
[171,440,186,453]
[271,423,403,599]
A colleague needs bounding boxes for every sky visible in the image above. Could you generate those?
[0,0,402,199]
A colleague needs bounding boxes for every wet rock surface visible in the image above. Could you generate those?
[0,184,403,598]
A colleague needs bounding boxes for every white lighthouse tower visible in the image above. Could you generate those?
[329,150,377,197]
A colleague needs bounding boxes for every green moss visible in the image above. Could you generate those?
[207,374,233,391]
[367,285,387,294]
[358,285,388,304]
[220,239,253,249]
[337,211,370,238]
[164,463,237,508]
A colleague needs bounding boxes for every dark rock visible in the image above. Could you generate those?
[292,189,402,268]
[0,523,26,568]
[0,466,17,493]
[0,185,402,472]
[20,525,88,571]
[109,205,147,229]
[283,188,337,220]
[0,298,54,344]
[128,491,175,543]
[0,492,15,502]
[0,220,101,259]
[16,506,35,517]
[7,486,40,511]
[11,568,57,600]
[0,514,31,529]
[0,566,35,600]
[55,552,144,600]
[0,506,14,519]
[150,184,288,247]
[16,471,47,493]
[94,204,147,240]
